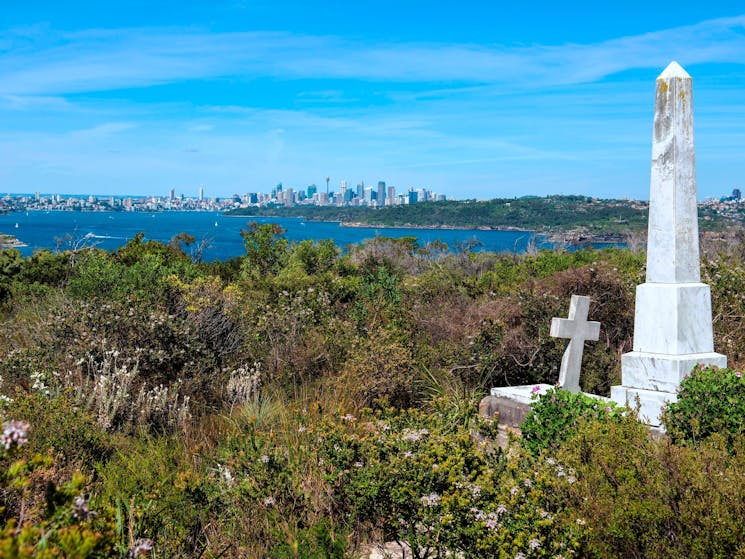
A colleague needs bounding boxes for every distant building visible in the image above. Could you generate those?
[198,186,204,201]
[307,184,317,198]
[733,188,742,200]
[408,188,418,205]
[387,186,396,205]
[377,181,386,206]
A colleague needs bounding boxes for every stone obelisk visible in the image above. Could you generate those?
[610,61,726,426]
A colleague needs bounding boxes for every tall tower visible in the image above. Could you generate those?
[377,181,386,206]
[198,185,204,201]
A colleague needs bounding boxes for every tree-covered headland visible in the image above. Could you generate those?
[2,226,745,558]
[227,195,731,235]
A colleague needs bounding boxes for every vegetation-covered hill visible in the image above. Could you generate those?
[1,229,745,557]
[228,195,730,234]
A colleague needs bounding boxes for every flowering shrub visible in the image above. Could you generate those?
[0,420,118,558]
[662,366,745,448]
[521,387,624,455]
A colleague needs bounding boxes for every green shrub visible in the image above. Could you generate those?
[4,390,112,471]
[662,365,745,448]
[0,419,117,558]
[552,414,745,558]
[96,436,211,558]
[521,387,624,455]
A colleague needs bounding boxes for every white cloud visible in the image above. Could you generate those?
[0,16,743,96]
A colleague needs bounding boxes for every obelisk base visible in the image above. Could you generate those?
[612,351,726,426]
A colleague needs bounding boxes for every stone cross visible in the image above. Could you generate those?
[550,295,600,393]
[611,61,726,426]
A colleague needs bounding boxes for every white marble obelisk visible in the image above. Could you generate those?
[611,61,726,426]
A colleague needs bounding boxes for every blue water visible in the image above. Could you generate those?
[1,210,559,261]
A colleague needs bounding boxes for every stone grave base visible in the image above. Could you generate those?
[610,385,675,427]
[614,351,727,426]
[480,384,611,429]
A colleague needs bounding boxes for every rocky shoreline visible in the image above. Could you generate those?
[0,234,26,248]
[340,221,629,246]
[339,221,533,232]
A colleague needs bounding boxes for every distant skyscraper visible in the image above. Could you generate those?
[408,188,418,205]
[198,185,204,201]
[307,184,317,198]
[169,188,175,201]
[733,188,742,200]
[387,186,396,205]
[377,181,386,205]
[356,182,364,199]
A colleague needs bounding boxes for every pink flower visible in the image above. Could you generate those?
[128,539,154,558]
[1,420,29,450]
[736,372,742,378]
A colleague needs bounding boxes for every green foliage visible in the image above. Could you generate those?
[0,420,117,558]
[5,390,112,470]
[241,222,290,279]
[227,196,652,233]
[292,239,340,276]
[663,366,745,448]
[521,388,624,455]
[9,230,745,558]
[553,414,745,558]
[19,250,71,288]
[96,436,211,558]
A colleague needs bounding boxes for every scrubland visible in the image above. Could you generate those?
[1,225,745,558]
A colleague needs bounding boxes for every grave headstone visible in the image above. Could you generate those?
[550,295,600,393]
[481,295,606,428]
[610,61,727,426]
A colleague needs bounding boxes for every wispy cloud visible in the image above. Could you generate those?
[68,121,137,139]
[0,16,744,96]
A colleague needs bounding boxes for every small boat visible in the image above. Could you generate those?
[214,221,219,227]
[14,223,19,228]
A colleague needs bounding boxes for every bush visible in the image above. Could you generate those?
[662,366,745,448]
[552,414,745,558]
[521,387,623,455]
[0,419,117,558]
[96,436,211,558]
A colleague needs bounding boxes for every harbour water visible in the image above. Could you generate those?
[1,210,575,261]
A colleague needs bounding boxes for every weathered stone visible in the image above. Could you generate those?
[482,384,553,427]
[611,61,727,427]
[550,295,600,393]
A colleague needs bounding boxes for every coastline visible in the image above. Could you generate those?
[339,221,535,232]
[0,234,27,248]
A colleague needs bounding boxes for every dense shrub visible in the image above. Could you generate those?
[0,419,118,558]
[553,415,745,558]
[662,365,745,448]
[96,436,212,558]
[9,237,745,558]
[521,387,624,455]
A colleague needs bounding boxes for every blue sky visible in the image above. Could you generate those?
[1,1,744,200]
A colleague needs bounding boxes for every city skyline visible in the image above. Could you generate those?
[1,1,745,200]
